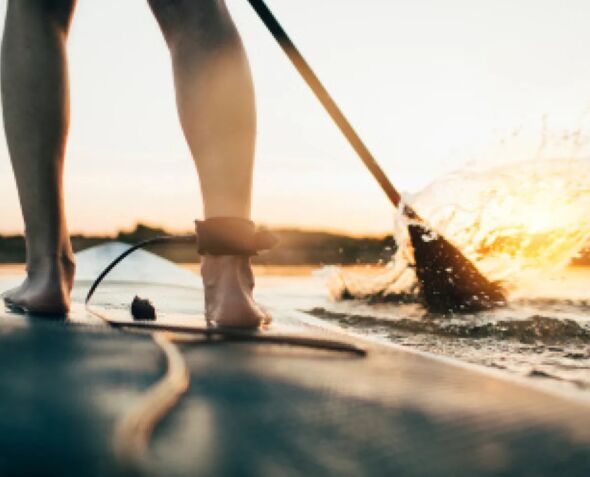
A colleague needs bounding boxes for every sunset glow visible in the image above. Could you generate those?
[1,0,590,236]
[408,159,590,281]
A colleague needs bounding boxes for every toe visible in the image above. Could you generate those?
[2,292,26,313]
[256,303,273,326]
[2,286,22,306]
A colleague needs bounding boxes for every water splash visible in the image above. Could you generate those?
[331,158,590,300]
[412,158,590,281]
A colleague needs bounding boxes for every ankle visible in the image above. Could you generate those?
[201,255,252,277]
[26,249,76,273]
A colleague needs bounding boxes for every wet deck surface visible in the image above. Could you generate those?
[1,276,590,476]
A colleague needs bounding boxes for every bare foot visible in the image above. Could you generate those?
[201,255,270,328]
[2,253,75,315]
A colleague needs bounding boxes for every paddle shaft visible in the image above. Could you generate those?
[247,0,417,217]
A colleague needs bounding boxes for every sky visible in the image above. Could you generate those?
[1,0,590,236]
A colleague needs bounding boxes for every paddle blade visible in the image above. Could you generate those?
[408,223,506,313]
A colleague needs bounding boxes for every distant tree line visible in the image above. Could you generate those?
[0,224,396,265]
[4,224,590,266]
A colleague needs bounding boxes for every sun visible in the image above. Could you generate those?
[409,159,590,281]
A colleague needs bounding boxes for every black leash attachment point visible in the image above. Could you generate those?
[131,296,157,321]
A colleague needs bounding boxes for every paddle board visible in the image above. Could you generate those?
[1,243,589,477]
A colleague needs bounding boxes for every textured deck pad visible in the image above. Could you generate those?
[2,308,589,477]
[0,313,161,477]
[156,341,590,477]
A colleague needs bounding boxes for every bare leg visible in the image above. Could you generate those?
[149,0,268,327]
[1,0,76,314]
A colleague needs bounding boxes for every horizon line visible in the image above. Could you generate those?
[0,222,392,240]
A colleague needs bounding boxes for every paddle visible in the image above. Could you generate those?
[246,0,505,312]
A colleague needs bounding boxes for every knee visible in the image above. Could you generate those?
[148,0,237,51]
[6,0,77,34]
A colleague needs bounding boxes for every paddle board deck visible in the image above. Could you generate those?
[0,245,589,476]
